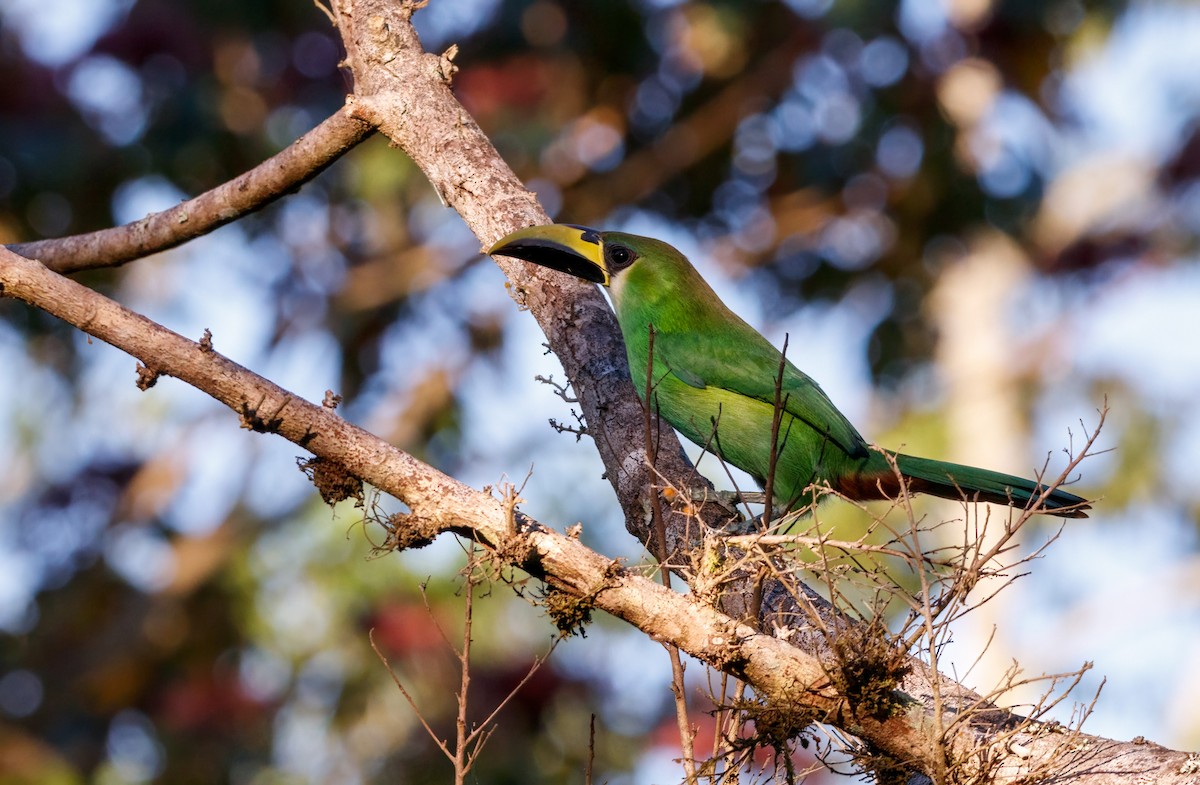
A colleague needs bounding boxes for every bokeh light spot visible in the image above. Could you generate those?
[0,670,43,718]
[877,122,924,179]
[860,35,909,87]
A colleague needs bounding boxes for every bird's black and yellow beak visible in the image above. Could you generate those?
[488,224,610,286]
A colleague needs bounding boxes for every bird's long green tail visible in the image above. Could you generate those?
[891,454,1090,518]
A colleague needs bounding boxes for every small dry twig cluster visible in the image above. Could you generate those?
[616,340,1107,785]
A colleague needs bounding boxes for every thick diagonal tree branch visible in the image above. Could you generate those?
[2,240,1190,784]
[0,244,887,768]
[329,0,717,568]
[8,106,375,274]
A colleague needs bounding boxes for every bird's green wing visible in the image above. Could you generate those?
[651,326,869,460]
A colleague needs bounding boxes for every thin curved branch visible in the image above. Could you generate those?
[7,105,376,274]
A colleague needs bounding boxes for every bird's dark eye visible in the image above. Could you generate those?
[605,244,636,271]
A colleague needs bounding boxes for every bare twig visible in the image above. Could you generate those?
[586,714,596,785]
[372,547,556,782]
[723,533,958,566]
[312,0,336,25]
[642,327,699,784]
[369,630,455,760]
[452,548,478,784]
[760,334,790,529]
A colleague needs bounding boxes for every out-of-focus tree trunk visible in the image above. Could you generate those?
[931,229,1037,703]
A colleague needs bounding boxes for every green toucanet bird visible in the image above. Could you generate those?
[490,224,1089,518]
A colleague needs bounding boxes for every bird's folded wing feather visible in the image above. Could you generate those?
[652,328,869,460]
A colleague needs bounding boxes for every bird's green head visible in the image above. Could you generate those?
[488,224,682,295]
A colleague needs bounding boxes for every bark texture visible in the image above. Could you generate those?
[331,0,714,564]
